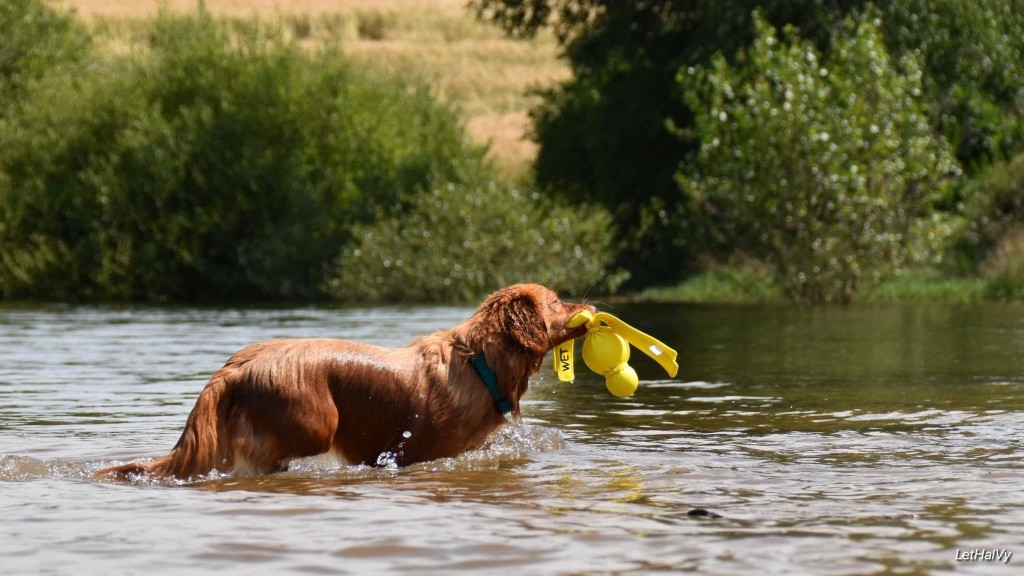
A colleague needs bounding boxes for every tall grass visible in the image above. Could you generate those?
[859,269,986,304]
[640,260,782,304]
[950,152,1024,300]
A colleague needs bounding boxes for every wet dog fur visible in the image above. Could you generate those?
[97,284,593,479]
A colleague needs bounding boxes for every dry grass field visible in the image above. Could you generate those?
[51,0,568,181]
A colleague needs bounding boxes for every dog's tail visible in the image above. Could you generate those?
[96,374,234,480]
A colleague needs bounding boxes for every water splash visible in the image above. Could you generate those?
[417,422,568,474]
[0,455,94,482]
[374,451,400,469]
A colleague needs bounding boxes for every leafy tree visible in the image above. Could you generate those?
[473,1,859,287]
[473,0,1024,288]
[884,0,1024,168]
[678,12,960,303]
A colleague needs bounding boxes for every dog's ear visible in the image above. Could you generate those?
[502,292,550,356]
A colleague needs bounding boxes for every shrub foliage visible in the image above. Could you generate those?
[0,0,88,113]
[678,12,960,303]
[327,183,622,303]
[475,1,1024,292]
[1,9,619,302]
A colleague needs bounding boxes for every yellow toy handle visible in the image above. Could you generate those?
[554,339,575,382]
[554,310,679,384]
[589,312,679,378]
[554,308,588,382]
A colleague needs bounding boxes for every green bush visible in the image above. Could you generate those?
[678,11,960,303]
[979,223,1024,300]
[476,1,858,289]
[953,153,1024,270]
[952,152,1024,299]
[327,182,623,303]
[884,0,1024,169]
[983,246,1024,300]
[475,1,1024,290]
[0,0,88,113]
[0,10,486,301]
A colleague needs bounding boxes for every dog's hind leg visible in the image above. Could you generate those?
[96,374,234,479]
[227,387,340,474]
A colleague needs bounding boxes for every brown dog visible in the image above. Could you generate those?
[98,284,593,479]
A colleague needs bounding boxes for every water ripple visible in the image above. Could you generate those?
[2,303,1023,575]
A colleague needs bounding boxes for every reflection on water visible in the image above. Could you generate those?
[1,302,1022,574]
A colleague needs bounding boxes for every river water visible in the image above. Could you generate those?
[1,301,1021,574]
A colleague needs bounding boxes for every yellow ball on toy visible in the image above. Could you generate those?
[582,331,638,397]
[605,363,639,398]
[582,331,630,374]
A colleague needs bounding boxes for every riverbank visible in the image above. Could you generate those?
[638,266,1005,305]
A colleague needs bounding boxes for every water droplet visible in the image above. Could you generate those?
[402,430,412,439]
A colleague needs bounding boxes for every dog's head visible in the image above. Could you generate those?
[477,284,594,357]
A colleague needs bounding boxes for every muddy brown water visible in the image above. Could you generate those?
[1,302,1022,574]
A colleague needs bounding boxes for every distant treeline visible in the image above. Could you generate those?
[4,1,1024,304]
[0,1,616,303]
[477,0,1024,302]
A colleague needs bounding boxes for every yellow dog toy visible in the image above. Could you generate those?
[553,310,679,397]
